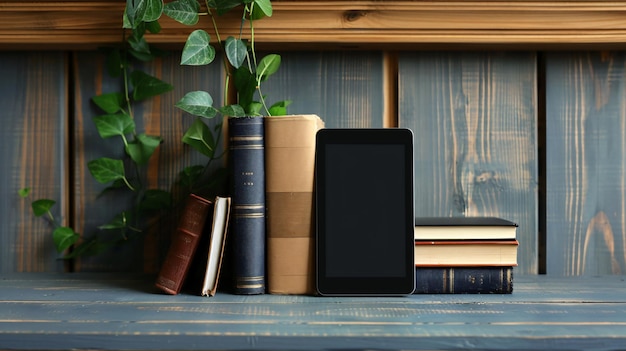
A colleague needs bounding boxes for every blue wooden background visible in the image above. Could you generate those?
[546,52,626,276]
[1,49,623,276]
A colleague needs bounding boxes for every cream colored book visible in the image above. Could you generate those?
[201,196,231,297]
[265,115,324,295]
[414,217,518,240]
[414,240,519,266]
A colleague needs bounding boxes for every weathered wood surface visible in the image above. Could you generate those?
[3,1,626,50]
[0,52,67,273]
[0,274,625,350]
[263,51,384,128]
[546,52,626,276]
[73,52,226,273]
[398,52,538,275]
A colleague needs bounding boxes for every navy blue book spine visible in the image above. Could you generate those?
[414,267,513,294]
[228,117,266,294]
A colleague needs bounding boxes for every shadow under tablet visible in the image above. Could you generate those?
[315,128,415,296]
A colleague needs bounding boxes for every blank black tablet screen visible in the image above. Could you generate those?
[316,128,414,296]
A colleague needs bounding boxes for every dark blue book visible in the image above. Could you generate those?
[414,266,513,294]
[228,117,266,294]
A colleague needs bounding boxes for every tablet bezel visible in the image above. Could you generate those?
[315,128,415,296]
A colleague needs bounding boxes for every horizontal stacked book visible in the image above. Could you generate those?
[413,217,518,294]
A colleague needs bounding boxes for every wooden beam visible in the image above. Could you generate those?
[1,1,626,50]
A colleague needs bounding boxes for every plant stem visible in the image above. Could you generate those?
[248,4,258,70]
[47,210,60,228]
[206,1,234,107]
[123,177,136,192]
[122,32,134,121]
[246,4,271,116]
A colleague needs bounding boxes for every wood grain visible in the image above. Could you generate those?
[546,52,626,276]
[1,274,626,350]
[2,1,626,49]
[261,51,384,128]
[398,52,538,274]
[0,52,68,273]
[72,51,226,272]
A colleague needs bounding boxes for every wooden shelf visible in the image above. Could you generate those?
[2,1,626,50]
[1,274,626,350]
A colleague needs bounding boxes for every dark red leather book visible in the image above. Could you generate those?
[155,194,213,295]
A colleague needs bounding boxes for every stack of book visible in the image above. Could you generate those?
[413,217,518,294]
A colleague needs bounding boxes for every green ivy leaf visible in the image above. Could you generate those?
[92,93,125,114]
[234,66,256,111]
[175,91,218,118]
[256,54,281,82]
[138,189,172,212]
[130,70,174,101]
[225,37,247,69]
[18,188,30,198]
[123,8,132,29]
[88,158,126,184]
[182,118,215,157]
[128,31,152,59]
[212,0,242,15]
[220,104,246,117]
[32,199,55,217]
[268,100,292,116]
[246,101,263,116]
[126,134,162,165]
[163,0,200,25]
[145,20,162,34]
[181,30,216,66]
[53,226,79,253]
[142,0,164,22]
[125,0,147,29]
[251,0,272,19]
[178,165,205,187]
[93,114,135,139]
[128,24,159,62]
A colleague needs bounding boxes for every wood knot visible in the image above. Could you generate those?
[343,10,368,22]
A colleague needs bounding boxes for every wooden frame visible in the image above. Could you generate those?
[1,1,626,50]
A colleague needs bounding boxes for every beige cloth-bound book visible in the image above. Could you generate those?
[265,114,324,295]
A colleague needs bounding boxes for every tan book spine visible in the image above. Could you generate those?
[265,115,324,295]
[155,194,213,295]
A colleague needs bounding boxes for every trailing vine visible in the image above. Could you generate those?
[20,0,287,259]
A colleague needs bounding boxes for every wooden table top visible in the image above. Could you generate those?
[1,273,625,350]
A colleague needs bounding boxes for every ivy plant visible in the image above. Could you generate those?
[22,0,289,259]
[20,12,176,257]
[126,0,291,122]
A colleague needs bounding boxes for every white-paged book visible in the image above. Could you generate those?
[201,196,232,297]
[414,217,518,241]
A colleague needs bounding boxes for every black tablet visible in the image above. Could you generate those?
[315,128,415,296]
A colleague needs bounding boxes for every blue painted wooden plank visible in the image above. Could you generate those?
[262,51,384,128]
[0,52,67,273]
[546,52,626,276]
[398,52,538,275]
[2,274,624,303]
[1,274,626,350]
